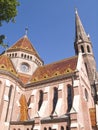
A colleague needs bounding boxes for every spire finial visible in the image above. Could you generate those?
[75,8,78,15]
[25,27,28,36]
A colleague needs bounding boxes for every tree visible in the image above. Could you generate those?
[0,0,19,47]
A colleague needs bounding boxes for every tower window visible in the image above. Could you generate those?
[27,55,29,59]
[81,45,84,53]
[15,53,17,57]
[21,54,23,58]
[87,45,91,53]
[85,63,89,75]
[30,56,32,60]
[24,54,26,59]
[12,53,14,57]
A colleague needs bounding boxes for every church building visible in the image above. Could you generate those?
[0,10,98,130]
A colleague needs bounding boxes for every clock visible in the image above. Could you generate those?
[21,63,29,72]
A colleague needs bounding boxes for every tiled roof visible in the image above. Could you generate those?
[30,56,78,83]
[0,55,17,76]
[18,73,31,84]
[0,55,78,84]
[7,35,41,60]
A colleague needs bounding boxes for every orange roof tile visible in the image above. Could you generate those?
[18,73,31,84]
[7,36,41,60]
[31,56,78,82]
[0,55,17,76]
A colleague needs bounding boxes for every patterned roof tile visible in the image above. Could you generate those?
[0,55,17,76]
[18,73,31,84]
[31,56,78,83]
[7,36,41,60]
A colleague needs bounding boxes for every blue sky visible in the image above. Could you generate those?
[0,0,98,67]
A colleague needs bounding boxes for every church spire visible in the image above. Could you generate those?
[75,9,90,43]
[74,9,97,87]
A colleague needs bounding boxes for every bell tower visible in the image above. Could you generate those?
[74,9,97,86]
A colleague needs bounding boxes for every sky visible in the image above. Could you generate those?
[0,0,98,67]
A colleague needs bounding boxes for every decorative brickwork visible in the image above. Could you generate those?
[19,94,28,121]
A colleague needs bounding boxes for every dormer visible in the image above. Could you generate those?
[5,35,43,75]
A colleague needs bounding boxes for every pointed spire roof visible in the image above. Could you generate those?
[7,35,42,60]
[75,9,90,43]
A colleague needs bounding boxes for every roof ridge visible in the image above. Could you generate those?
[44,55,78,67]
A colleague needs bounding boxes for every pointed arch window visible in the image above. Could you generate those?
[61,126,64,130]
[38,90,43,110]
[67,84,73,112]
[87,45,91,53]
[44,127,47,130]
[51,87,58,114]
[49,127,52,130]
[85,88,88,101]
[5,85,13,121]
[85,63,89,75]
[81,45,84,53]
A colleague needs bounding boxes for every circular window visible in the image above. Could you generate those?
[21,63,30,72]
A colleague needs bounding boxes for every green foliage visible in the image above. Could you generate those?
[0,0,19,47]
[0,35,8,48]
[0,0,19,25]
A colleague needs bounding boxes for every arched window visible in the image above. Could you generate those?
[21,54,23,58]
[61,126,64,130]
[5,85,13,121]
[15,53,17,57]
[85,88,88,101]
[12,53,14,57]
[51,87,58,114]
[24,54,26,59]
[27,55,29,59]
[85,63,89,75]
[81,45,84,53]
[66,126,69,130]
[67,85,73,112]
[44,127,47,130]
[30,56,32,60]
[38,90,43,110]
[87,45,90,53]
[49,127,52,130]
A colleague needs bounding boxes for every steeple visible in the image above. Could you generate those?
[74,9,97,87]
[75,9,90,44]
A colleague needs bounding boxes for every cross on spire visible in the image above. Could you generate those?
[25,27,28,36]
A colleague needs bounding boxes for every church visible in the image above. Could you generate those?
[0,10,98,130]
